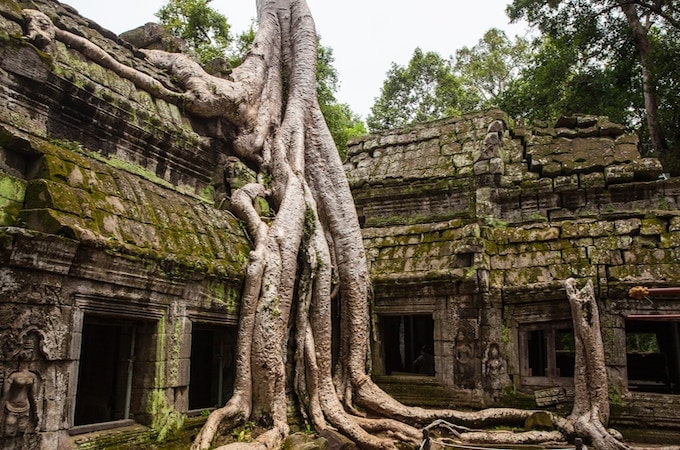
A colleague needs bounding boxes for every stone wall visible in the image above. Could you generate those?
[347,110,680,430]
[0,1,250,448]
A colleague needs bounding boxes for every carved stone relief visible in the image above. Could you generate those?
[483,342,506,402]
[454,330,477,389]
[0,329,45,437]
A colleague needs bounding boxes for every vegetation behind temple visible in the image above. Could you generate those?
[367,1,680,174]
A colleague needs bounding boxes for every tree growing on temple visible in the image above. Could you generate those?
[156,0,365,158]
[22,2,641,449]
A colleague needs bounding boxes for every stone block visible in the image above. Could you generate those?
[562,219,614,238]
[171,358,191,387]
[417,126,441,141]
[605,164,635,184]
[580,172,606,188]
[560,190,586,210]
[503,139,525,163]
[599,121,626,137]
[474,160,490,175]
[441,141,462,156]
[588,245,624,265]
[489,157,504,175]
[528,154,549,173]
[614,218,642,236]
[613,143,640,163]
[633,158,664,180]
[641,218,667,236]
[504,266,553,286]
[537,192,560,210]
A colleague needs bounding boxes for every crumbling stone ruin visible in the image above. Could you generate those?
[345,110,680,439]
[1,0,679,448]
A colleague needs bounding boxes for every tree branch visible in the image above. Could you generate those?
[617,0,680,29]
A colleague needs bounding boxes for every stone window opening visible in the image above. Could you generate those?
[71,316,142,433]
[626,317,680,394]
[188,326,236,413]
[519,321,575,387]
[380,315,435,376]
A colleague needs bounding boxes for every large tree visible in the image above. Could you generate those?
[454,28,532,109]
[156,1,364,158]
[367,48,473,132]
[22,2,649,449]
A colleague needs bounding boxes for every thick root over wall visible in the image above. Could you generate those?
[20,3,664,449]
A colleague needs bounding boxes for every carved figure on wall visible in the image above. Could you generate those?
[0,332,43,437]
[454,331,475,389]
[484,343,505,402]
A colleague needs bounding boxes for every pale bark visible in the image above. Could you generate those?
[563,279,629,450]
[21,4,654,450]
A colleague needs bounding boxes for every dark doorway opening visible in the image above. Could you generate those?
[626,319,680,394]
[520,321,575,385]
[527,329,547,377]
[189,326,236,411]
[74,318,137,426]
[381,315,435,375]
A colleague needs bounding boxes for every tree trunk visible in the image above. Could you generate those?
[563,279,629,450]
[619,1,669,156]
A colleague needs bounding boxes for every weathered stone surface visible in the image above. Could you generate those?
[0,3,250,448]
[349,110,680,437]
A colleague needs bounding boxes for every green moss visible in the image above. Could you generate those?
[147,389,185,443]
[147,318,186,443]
[608,386,623,406]
[0,0,22,17]
[206,280,238,312]
[254,196,271,217]
[199,184,215,203]
[0,174,26,226]
[167,325,180,386]
[303,207,316,242]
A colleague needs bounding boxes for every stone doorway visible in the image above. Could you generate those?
[188,326,236,411]
[519,321,575,387]
[626,318,680,394]
[74,317,139,426]
[380,315,434,376]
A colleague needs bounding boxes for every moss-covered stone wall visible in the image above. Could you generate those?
[0,2,251,448]
[348,111,680,430]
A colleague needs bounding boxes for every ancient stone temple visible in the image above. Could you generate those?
[1,1,679,449]
[345,111,680,435]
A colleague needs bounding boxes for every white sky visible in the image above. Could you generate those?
[61,1,528,119]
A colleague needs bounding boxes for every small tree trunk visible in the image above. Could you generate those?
[564,279,628,450]
[619,2,669,156]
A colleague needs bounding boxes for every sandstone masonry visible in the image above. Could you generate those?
[346,110,680,436]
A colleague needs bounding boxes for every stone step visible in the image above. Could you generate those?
[373,374,473,408]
